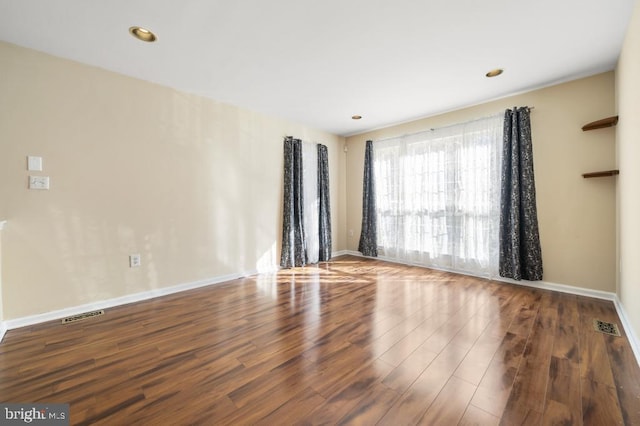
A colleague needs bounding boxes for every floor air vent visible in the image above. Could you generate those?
[593,319,621,337]
[62,309,104,324]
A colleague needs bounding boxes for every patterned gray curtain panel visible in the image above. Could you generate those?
[358,140,378,257]
[281,137,307,268]
[318,144,332,261]
[499,107,543,280]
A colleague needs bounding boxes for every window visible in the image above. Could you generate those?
[374,114,503,277]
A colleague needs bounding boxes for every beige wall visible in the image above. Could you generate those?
[0,42,346,320]
[0,37,626,322]
[616,1,640,341]
[346,72,616,292]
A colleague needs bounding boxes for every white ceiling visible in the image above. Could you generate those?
[0,0,635,136]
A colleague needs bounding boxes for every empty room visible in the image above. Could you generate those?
[1,0,640,424]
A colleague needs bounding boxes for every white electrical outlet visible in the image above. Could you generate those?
[349,229,354,237]
[129,254,141,268]
[29,176,50,190]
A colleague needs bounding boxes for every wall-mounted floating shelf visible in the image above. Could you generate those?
[582,116,618,131]
[582,170,619,178]
[582,116,619,177]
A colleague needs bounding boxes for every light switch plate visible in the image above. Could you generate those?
[29,176,50,190]
[27,156,43,171]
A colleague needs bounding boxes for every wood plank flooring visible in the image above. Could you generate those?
[1,255,639,425]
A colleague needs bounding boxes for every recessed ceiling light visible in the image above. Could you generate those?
[485,68,504,78]
[129,26,157,42]
[352,115,362,120]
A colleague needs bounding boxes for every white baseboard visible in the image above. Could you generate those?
[342,250,616,299]
[340,250,640,366]
[495,276,616,301]
[3,252,639,370]
[614,296,640,368]
[4,271,253,331]
[1,256,341,333]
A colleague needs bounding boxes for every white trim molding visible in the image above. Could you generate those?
[340,250,639,366]
[0,323,7,343]
[614,296,640,368]
[343,249,616,300]
[494,276,616,302]
[4,271,253,331]
[343,250,366,257]
[2,254,344,333]
[2,250,639,370]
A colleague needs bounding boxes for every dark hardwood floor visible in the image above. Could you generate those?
[1,255,639,425]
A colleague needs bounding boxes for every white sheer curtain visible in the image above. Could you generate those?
[374,113,503,278]
[302,141,319,264]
